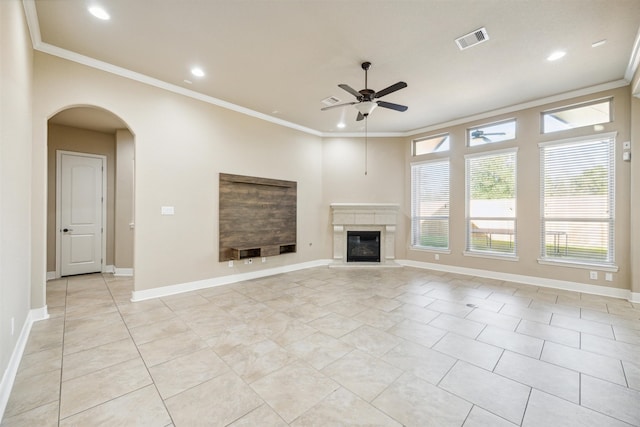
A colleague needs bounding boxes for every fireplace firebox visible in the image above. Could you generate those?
[347,231,381,262]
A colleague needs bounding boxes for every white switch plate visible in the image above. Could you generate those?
[605,273,613,281]
[161,206,175,215]
[589,271,598,280]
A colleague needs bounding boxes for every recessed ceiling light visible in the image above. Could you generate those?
[592,39,607,48]
[88,6,110,20]
[547,50,566,61]
[191,67,205,77]
[337,122,346,129]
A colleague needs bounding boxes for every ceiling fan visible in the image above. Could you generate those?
[471,130,506,142]
[321,61,408,121]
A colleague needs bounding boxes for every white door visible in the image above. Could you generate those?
[58,152,105,276]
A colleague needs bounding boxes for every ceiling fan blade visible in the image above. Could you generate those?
[374,81,407,98]
[320,101,357,111]
[338,84,362,99]
[356,112,365,121]
[377,101,408,112]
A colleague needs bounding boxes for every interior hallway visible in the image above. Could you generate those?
[2,267,639,426]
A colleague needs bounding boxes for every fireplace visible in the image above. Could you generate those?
[347,231,380,262]
[330,203,399,267]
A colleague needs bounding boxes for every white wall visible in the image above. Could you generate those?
[0,0,34,411]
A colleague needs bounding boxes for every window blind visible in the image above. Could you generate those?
[465,149,517,255]
[411,160,450,249]
[539,133,615,264]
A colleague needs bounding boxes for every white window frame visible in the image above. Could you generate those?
[464,147,518,260]
[413,133,450,156]
[538,132,617,271]
[411,158,451,252]
[541,97,612,134]
[468,118,517,147]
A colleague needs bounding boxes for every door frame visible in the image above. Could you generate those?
[55,150,107,278]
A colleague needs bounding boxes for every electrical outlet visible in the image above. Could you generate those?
[623,141,631,149]
[434,254,440,261]
[262,257,266,263]
[228,260,233,267]
[605,273,613,281]
[589,271,598,280]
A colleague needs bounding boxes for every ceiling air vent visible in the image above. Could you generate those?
[455,27,489,50]
[321,96,341,106]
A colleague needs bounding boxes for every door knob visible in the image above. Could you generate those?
[62,228,73,232]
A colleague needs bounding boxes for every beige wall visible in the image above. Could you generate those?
[321,136,407,257]
[115,129,135,269]
[0,0,33,397]
[25,23,639,303]
[46,124,117,272]
[33,52,326,294]
[406,86,633,291]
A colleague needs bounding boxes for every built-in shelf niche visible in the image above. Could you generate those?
[219,173,297,262]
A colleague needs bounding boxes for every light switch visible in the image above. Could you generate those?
[161,206,175,215]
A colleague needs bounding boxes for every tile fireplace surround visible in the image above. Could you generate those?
[330,203,399,267]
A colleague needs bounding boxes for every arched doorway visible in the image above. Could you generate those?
[46,106,135,280]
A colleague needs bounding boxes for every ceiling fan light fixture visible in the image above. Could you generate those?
[354,101,377,116]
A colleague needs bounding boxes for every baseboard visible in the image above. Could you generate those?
[0,306,49,422]
[630,292,640,304]
[46,271,56,281]
[131,259,332,302]
[114,267,134,277]
[103,265,115,274]
[398,259,633,302]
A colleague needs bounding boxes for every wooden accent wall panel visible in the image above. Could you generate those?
[219,173,297,262]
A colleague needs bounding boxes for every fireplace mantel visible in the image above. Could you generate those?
[330,203,400,267]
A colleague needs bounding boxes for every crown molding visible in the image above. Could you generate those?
[21,1,639,138]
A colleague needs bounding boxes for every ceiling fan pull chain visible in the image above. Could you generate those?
[364,117,368,176]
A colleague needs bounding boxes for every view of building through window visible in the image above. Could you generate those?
[413,134,450,156]
[542,98,612,133]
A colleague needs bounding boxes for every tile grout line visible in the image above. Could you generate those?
[103,274,177,427]
[56,276,69,427]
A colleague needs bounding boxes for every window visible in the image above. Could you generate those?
[465,149,517,256]
[542,98,612,134]
[468,119,516,146]
[539,133,615,265]
[411,160,450,249]
[413,134,450,156]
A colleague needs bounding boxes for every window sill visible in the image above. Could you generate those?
[463,251,519,262]
[537,258,619,272]
[410,246,451,254]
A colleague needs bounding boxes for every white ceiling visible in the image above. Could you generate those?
[30,0,640,135]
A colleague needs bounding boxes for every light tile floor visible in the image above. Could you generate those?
[2,267,640,426]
